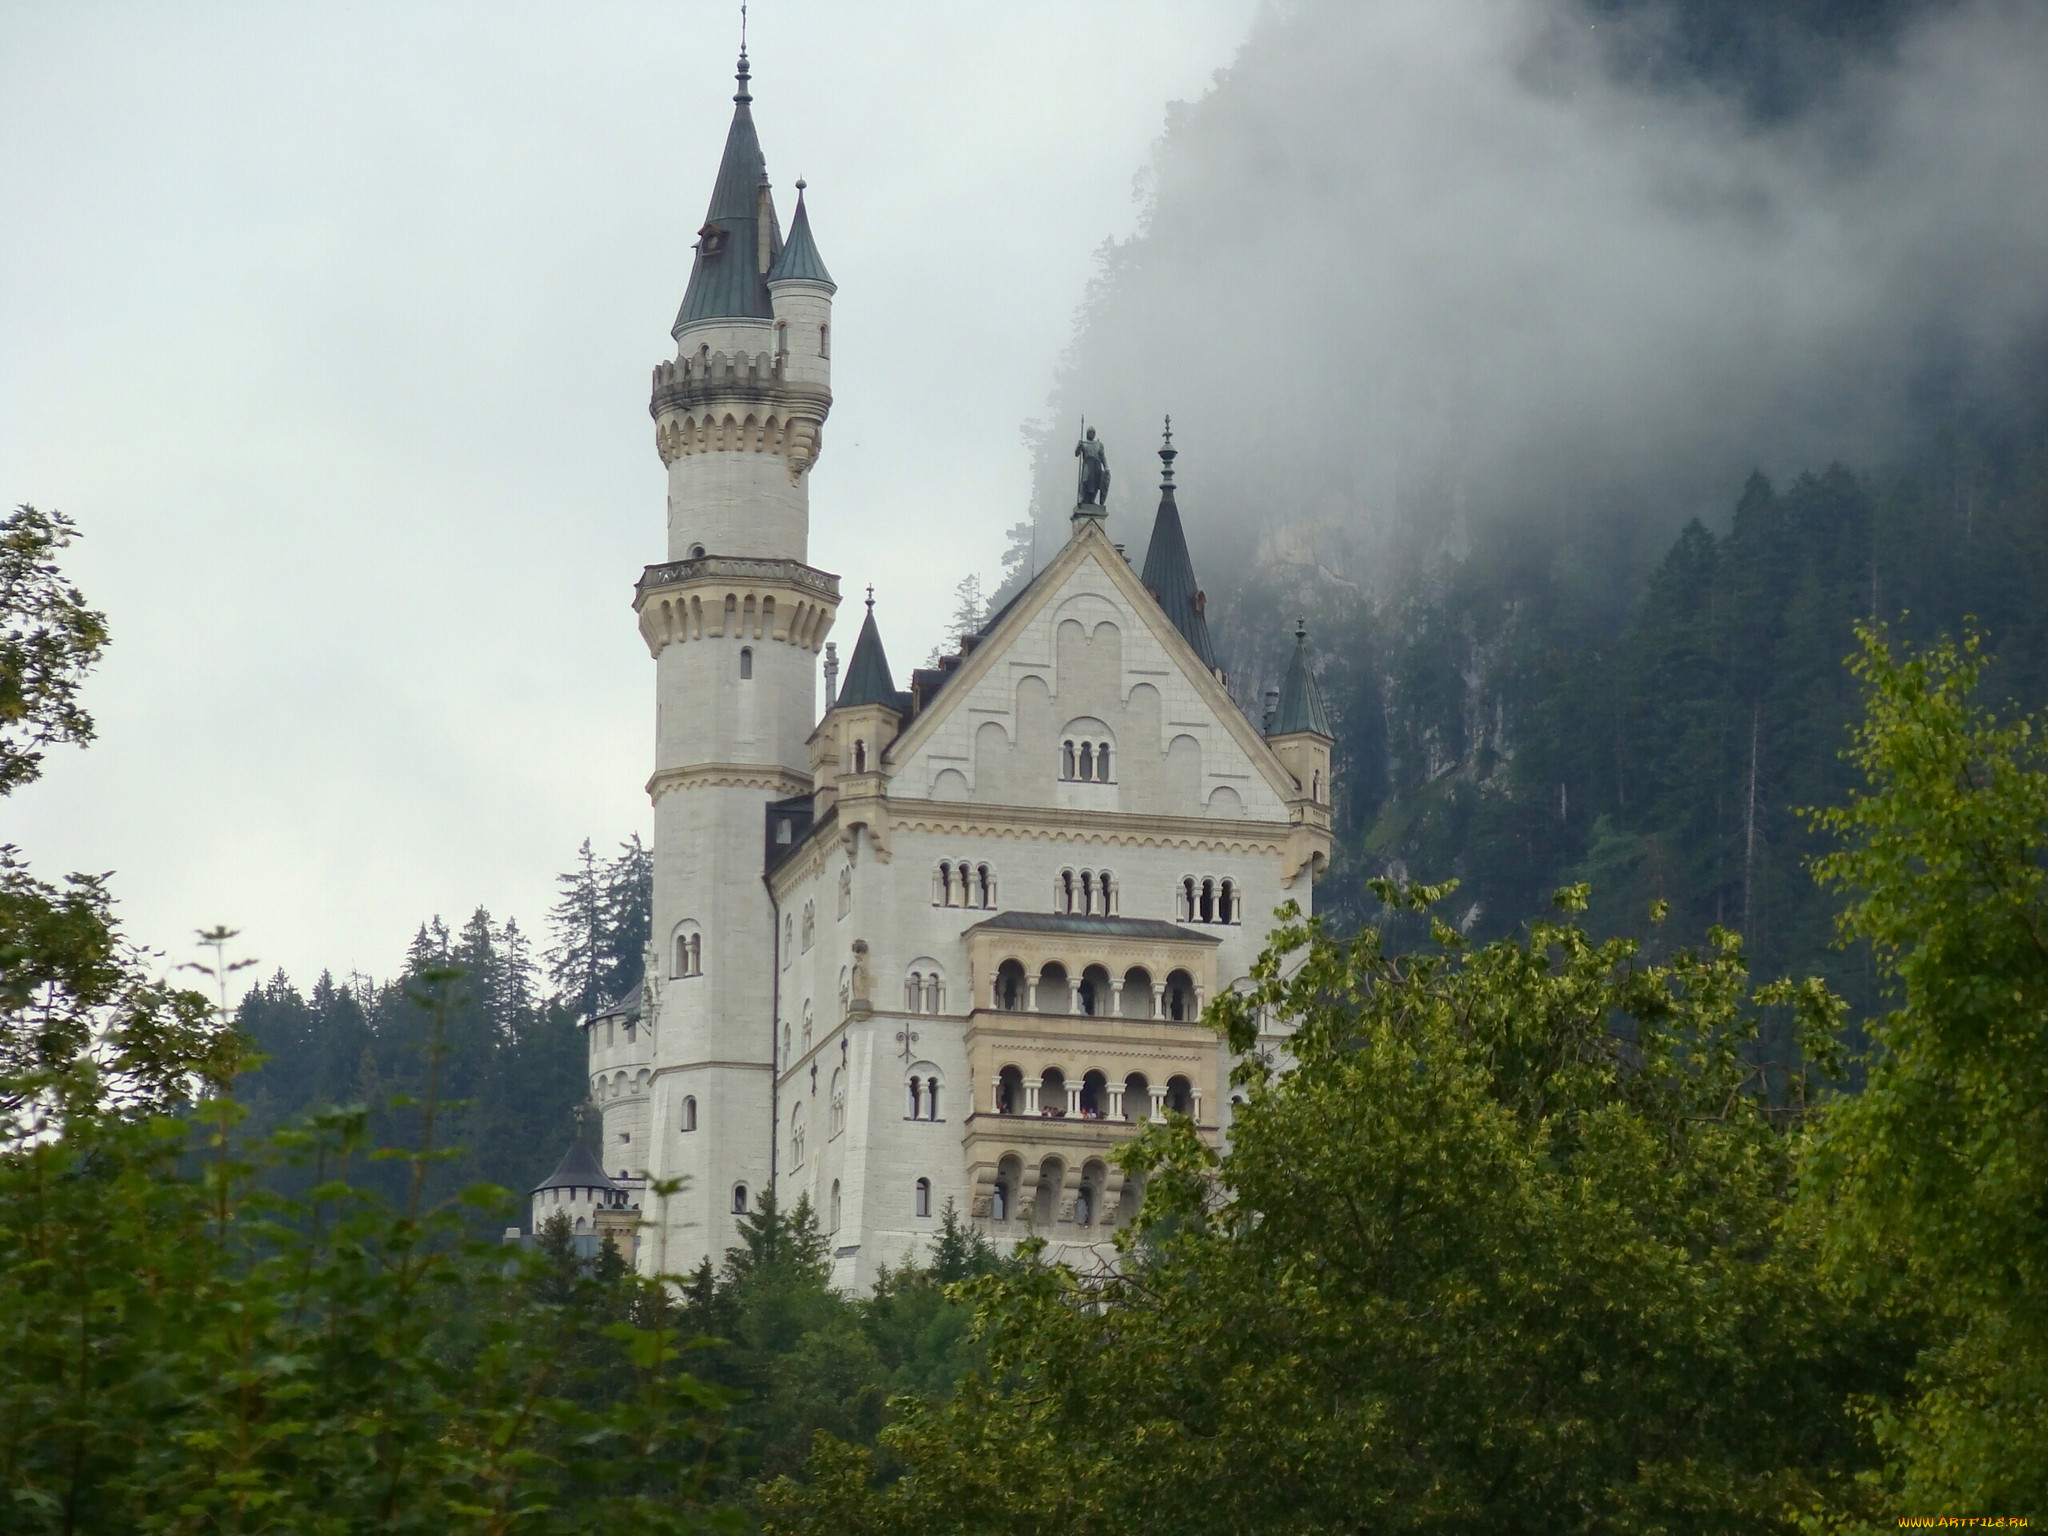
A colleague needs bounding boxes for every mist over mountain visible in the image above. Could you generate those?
[1016,0,2048,644]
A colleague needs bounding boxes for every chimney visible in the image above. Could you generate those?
[822,641,840,718]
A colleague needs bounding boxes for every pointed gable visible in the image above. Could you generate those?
[1139,420,1218,672]
[674,54,779,333]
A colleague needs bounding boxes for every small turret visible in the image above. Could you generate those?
[1140,418,1220,676]
[809,590,903,850]
[1267,617,1334,809]
[768,180,835,394]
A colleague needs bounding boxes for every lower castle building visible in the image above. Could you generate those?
[564,50,1333,1291]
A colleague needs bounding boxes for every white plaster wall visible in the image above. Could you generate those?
[768,280,832,391]
[654,628,817,776]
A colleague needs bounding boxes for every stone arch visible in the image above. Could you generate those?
[1207,784,1244,816]
[1165,733,1202,802]
[931,767,970,800]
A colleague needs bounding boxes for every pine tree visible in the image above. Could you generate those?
[598,833,652,1002]
[546,838,605,1021]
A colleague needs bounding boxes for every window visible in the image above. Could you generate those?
[733,1184,749,1214]
[997,1064,1024,1115]
[906,1064,942,1120]
[739,646,753,679]
[681,1095,697,1133]
[781,1021,791,1063]
[689,542,706,559]
[904,962,944,1014]
[1179,875,1241,925]
[775,320,788,360]
[1165,969,1197,1023]
[915,1178,932,1218]
[1056,869,1116,916]
[672,927,702,978]
[801,902,815,951]
[782,915,793,968]
[932,860,997,909]
[853,738,867,772]
[837,865,852,917]
[995,959,1025,1011]
[829,1068,846,1137]
[1060,735,1114,782]
[830,1179,842,1233]
[791,1104,807,1168]
[819,322,829,357]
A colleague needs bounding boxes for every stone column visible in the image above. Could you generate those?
[1067,978,1082,1013]
[1151,982,1165,1019]
[1149,1088,1166,1122]
[1026,972,1039,1011]
[1109,977,1124,1016]
[1107,1087,1124,1119]
[1192,1091,1203,1124]
[1066,1085,1082,1117]
[990,1074,1003,1114]
[1025,1077,1041,1115]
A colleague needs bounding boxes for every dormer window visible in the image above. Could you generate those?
[696,222,728,256]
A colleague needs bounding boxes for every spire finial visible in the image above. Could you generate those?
[1295,616,1308,644]
[866,584,875,612]
[735,4,752,103]
[1157,414,1178,490]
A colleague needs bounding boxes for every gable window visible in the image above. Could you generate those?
[1060,730,1114,783]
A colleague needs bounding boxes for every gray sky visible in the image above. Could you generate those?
[0,1,1259,987]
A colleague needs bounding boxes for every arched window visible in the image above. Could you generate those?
[672,925,702,979]
[933,861,952,906]
[1312,769,1323,802]
[775,319,788,360]
[991,1179,1008,1221]
[853,738,867,773]
[1062,740,1076,778]
[1124,1071,1151,1122]
[780,1021,791,1063]
[1040,1067,1068,1118]
[1080,1070,1107,1118]
[978,863,995,907]
[997,1064,1024,1115]
[681,1095,698,1132]
[739,646,753,679]
[1165,969,1197,1023]
[908,1076,923,1118]
[819,322,830,357]
[1121,967,1152,1019]
[915,1177,932,1218]
[1079,964,1110,1016]
[1038,962,1069,1015]
[1181,876,1198,922]
[927,1074,940,1119]
[1097,742,1112,780]
[733,1184,749,1214]
[1220,878,1237,925]
[830,1179,841,1233]
[781,914,793,968]
[838,865,852,917]
[829,1068,846,1137]
[801,902,815,950]
[791,1104,807,1168]
[801,1001,813,1053]
[1166,1075,1195,1116]
[996,959,1025,1011]
[1057,869,1076,914]
[1200,878,1216,923]
[1079,742,1094,780]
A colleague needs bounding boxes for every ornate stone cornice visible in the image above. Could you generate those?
[634,556,840,658]
[649,351,832,478]
[647,763,813,803]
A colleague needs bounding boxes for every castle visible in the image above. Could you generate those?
[549,51,1334,1289]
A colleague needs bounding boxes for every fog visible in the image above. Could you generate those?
[1023,0,2048,628]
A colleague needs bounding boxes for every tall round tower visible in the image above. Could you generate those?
[631,51,841,1275]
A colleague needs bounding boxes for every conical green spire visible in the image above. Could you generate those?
[673,52,779,333]
[1272,618,1332,737]
[768,181,834,288]
[1139,417,1218,671]
[836,589,900,708]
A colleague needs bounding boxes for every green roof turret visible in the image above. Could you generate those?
[836,588,903,710]
[767,181,834,289]
[1139,416,1219,672]
[673,50,781,334]
[1271,618,1332,738]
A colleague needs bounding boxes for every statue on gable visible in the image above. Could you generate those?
[1074,425,1110,508]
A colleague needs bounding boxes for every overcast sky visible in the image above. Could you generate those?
[0,1,1260,987]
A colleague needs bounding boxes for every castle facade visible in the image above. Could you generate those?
[582,54,1333,1290]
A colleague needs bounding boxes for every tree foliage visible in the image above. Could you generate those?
[1805,627,2048,1516]
[764,887,1912,1534]
[0,504,107,795]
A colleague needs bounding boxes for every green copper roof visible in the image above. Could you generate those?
[673,54,780,334]
[836,596,901,710]
[1139,420,1218,671]
[1272,620,1332,737]
[767,184,834,288]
